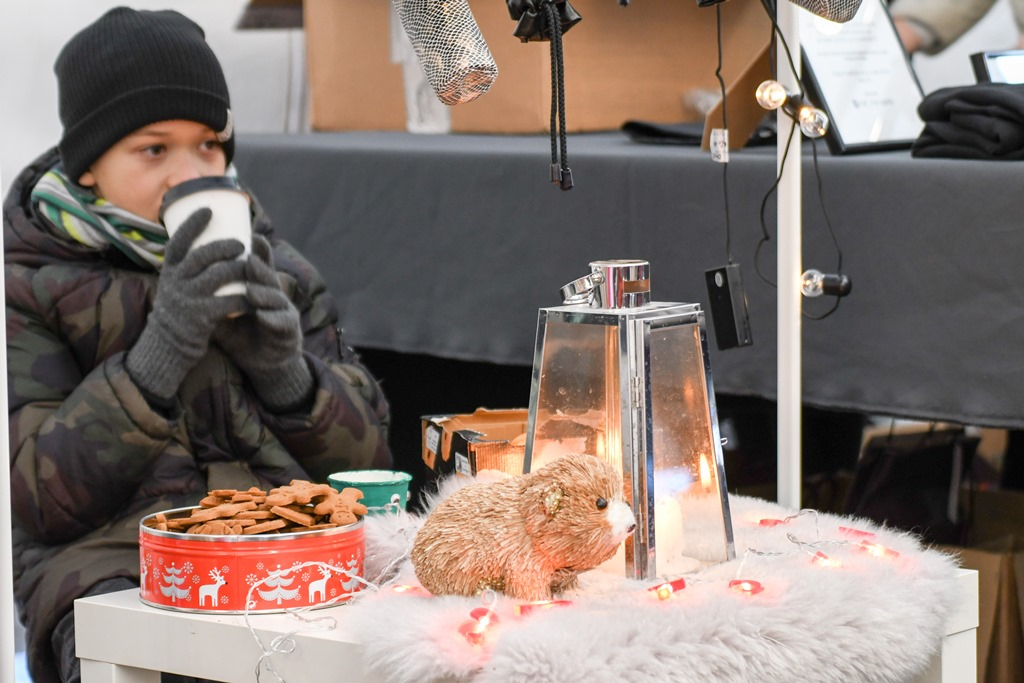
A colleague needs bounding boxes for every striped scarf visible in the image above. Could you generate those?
[31,167,168,269]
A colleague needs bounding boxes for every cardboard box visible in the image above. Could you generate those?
[422,408,528,478]
[304,0,406,130]
[304,0,770,133]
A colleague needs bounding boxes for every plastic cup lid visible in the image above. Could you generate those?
[159,176,245,223]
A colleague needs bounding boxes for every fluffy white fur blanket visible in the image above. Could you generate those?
[345,484,962,683]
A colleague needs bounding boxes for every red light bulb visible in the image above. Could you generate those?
[648,577,687,601]
[729,579,764,595]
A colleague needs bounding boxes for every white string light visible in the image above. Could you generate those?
[243,560,377,683]
[242,516,425,682]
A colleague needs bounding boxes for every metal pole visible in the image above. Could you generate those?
[776,1,802,509]
[1,166,15,683]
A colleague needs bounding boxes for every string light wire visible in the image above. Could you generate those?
[755,0,847,320]
[242,560,373,682]
[713,3,733,265]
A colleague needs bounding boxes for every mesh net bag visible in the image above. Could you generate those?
[789,0,862,23]
[392,0,499,105]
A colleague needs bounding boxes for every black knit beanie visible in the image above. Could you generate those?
[56,7,234,183]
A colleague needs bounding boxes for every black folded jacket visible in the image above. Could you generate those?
[913,83,1024,160]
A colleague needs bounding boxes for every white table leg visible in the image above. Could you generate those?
[938,629,978,682]
[80,659,161,683]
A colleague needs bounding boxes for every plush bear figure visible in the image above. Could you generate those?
[411,453,636,600]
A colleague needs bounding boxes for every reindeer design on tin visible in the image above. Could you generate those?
[308,565,332,603]
[199,568,227,607]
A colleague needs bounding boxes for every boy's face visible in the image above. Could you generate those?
[78,120,228,223]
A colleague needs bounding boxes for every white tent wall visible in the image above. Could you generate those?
[0,0,303,183]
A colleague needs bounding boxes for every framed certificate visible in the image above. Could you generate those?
[798,0,924,154]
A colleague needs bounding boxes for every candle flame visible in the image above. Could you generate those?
[699,453,713,492]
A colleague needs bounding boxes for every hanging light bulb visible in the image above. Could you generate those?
[755,80,788,110]
[801,269,852,298]
[755,80,830,139]
[797,106,830,139]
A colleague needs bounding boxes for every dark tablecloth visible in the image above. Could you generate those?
[233,131,1024,429]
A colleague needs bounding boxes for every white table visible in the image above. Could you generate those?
[76,569,979,683]
[75,589,385,683]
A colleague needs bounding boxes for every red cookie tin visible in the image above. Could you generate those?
[139,507,365,614]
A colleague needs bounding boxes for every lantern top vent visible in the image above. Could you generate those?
[560,259,651,309]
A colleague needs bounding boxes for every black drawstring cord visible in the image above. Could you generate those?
[544,1,572,190]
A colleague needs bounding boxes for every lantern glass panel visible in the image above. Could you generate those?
[649,323,731,566]
[527,319,623,474]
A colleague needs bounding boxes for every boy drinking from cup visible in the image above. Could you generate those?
[4,8,393,682]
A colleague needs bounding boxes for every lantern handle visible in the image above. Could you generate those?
[560,272,602,305]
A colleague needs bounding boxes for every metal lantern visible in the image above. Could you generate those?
[524,260,735,580]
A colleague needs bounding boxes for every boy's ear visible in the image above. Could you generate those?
[77,170,95,188]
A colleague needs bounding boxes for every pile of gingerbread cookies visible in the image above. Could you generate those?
[143,479,368,535]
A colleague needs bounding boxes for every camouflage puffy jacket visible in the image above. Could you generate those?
[5,149,392,683]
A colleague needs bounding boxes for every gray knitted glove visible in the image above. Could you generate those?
[213,234,314,412]
[127,208,248,401]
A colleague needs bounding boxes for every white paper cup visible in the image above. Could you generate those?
[160,176,251,297]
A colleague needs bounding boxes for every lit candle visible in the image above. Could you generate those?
[811,551,842,568]
[514,599,573,616]
[655,495,685,564]
[729,579,764,595]
[648,577,687,601]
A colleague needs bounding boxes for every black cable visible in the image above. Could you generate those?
[714,3,733,264]
[754,119,796,288]
[758,0,802,97]
[764,0,778,77]
[803,137,843,319]
[754,0,846,319]
[809,138,843,277]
